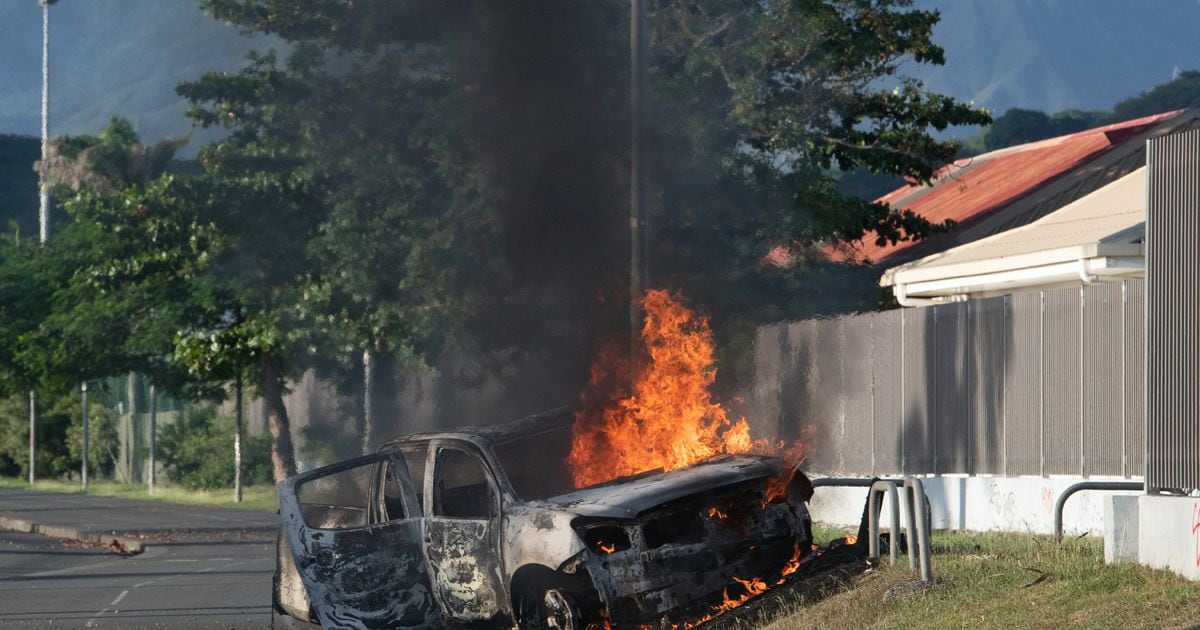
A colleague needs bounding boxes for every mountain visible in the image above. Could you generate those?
[0,0,280,150]
[909,0,1200,116]
[1,1,1199,150]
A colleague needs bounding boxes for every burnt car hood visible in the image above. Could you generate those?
[535,455,777,519]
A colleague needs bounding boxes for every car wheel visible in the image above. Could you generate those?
[538,586,582,630]
[517,579,584,630]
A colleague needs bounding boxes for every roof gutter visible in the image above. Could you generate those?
[889,255,1143,305]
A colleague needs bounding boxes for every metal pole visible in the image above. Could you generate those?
[1053,480,1143,542]
[38,0,49,243]
[148,383,157,493]
[234,373,243,503]
[905,477,933,582]
[28,391,35,484]
[628,0,646,369]
[867,480,900,566]
[80,382,88,491]
[362,349,373,456]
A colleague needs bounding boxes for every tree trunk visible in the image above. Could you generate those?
[261,355,297,482]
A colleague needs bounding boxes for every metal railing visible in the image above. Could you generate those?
[866,477,933,582]
[1053,480,1143,542]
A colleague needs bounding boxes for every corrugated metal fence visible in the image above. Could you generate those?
[1146,129,1200,492]
[746,280,1145,478]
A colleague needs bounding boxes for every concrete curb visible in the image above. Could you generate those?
[0,515,145,554]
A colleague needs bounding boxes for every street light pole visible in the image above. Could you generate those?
[81,382,88,491]
[38,0,50,244]
[629,0,647,370]
[28,391,35,484]
[148,383,157,493]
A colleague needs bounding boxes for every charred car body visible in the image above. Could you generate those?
[274,409,814,628]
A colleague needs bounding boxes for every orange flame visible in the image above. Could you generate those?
[567,290,761,487]
[845,534,857,545]
[779,544,802,578]
[708,506,728,520]
[597,541,616,554]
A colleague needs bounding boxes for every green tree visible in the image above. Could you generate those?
[182,0,987,385]
[1113,70,1200,120]
[158,406,271,490]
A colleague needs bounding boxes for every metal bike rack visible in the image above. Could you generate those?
[866,477,934,582]
[867,480,901,565]
[1053,480,1143,542]
[904,477,932,583]
[812,477,903,488]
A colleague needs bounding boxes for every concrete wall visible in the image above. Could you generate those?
[810,475,1141,536]
[1135,495,1200,579]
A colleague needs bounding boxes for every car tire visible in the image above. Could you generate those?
[271,607,320,629]
[516,578,585,630]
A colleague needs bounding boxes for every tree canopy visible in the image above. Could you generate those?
[0,0,989,481]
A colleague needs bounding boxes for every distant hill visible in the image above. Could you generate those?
[910,0,1200,116]
[2,0,1198,145]
[0,0,280,150]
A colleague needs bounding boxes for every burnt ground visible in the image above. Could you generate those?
[698,544,871,629]
[633,536,889,630]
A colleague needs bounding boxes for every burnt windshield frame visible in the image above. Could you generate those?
[489,424,578,501]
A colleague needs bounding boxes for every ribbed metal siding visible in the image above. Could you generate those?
[842,315,874,474]
[1083,282,1123,476]
[788,320,828,469]
[1042,287,1083,474]
[902,307,936,473]
[971,297,1006,474]
[1006,291,1044,475]
[1125,281,1145,476]
[872,310,903,475]
[934,302,970,474]
[1146,130,1200,491]
[747,324,787,441]
[748,281,1145,479]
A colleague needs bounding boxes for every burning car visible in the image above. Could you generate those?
[273,408,814,628]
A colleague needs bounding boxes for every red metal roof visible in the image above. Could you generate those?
[830,109,1184,264]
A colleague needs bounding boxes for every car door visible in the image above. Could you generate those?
[423,442,508,623]
[279,452,439,629]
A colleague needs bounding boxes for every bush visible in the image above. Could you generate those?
[0,391,117,480]
[158,406,271,490]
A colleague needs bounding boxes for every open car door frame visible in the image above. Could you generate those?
[278,453,440,629]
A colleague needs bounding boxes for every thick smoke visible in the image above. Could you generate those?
[363,2,639,442]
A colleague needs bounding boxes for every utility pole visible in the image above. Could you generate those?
[362,349,374,456]
[28,392,35,484]
[234,373,242,503]
[148,383,157,493]
[629,0,647,369]
[38,0,50,243]
[30,0,53,486]
[80,382,88,491]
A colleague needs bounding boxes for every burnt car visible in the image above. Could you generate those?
[273,409,813,628]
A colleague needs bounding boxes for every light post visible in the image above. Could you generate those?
[29,0,55,486]
[80,382,88,491]
[148,383,157,493]
[629,0,647,369]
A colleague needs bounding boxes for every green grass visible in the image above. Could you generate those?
[0,477,277,512]
[761,527,1200,630]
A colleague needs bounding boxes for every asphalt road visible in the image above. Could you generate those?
[0,530,274,629]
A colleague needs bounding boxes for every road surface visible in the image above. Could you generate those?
[0,488,278,628]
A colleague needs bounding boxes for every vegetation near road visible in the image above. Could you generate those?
[0,476,276,511]
[761,529,1200,630]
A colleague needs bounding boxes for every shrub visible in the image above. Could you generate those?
[0,391,117,480]
[158,406,271,490]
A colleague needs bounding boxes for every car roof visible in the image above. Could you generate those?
[377,406,575,451]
